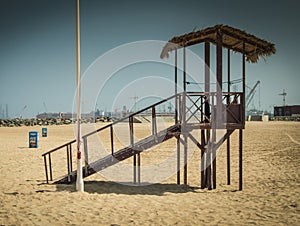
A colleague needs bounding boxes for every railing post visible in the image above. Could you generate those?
[110,125,114,155]
[48,154,52,181]
[69,144,73,172]
[43,155,49,184]
[179,94,182,123]
[67,145,71,182]
[83,138,88,176]
[200,96,204,122]
[152,106,157,137]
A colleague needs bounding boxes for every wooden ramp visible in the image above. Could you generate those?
[55,124,181,184]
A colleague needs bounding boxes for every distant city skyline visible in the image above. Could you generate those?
[0,0,299,118]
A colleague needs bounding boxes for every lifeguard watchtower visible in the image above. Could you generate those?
[42,25,275,191]
[160,24,276,190]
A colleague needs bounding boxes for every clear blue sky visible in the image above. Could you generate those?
[0,0,299,118]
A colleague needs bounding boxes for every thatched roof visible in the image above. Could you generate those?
[160,24,276,63]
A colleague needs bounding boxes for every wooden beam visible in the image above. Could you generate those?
[230,40,243,49]
[203,38,255,60]
[221,29,270,52]
[187,132,205,150]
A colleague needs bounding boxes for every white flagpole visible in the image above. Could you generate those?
[76,0,84,192]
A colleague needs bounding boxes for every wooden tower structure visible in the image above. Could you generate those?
[160,24,276,190]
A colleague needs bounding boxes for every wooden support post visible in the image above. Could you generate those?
[200,129,206,189]
[204,42,211,190]
[227,133,231,185]
[206,130,212,190]
[238,41,245,190]
[212,128,217,190]
[216,29,223,128]
[227,49,231,94]
[179,95,182,123]
[205,42,210,93]
[133,154,137,184]
[227,49,231,185]
[175,49,180,185]
[210,29,223,190]
[177,135,180,184]
[239,129,243,190]
[137,153,141,184]
[183,47,186,93]
[242,41,246,125]
[175,49,178,125]
[184,134,188,185]
[183,47,188,186]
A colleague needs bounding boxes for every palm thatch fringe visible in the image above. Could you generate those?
[160,24,276,63]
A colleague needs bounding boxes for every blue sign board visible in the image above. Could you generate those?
[42,128,48,137]
[29,131,39,148]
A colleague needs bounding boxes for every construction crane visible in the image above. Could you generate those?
[43,102,48,113]
[246,80,260,108]
[279,89,287,106]
[129,95,138,112]
[16,105,27,119]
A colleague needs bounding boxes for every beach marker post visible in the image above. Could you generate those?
[29,131,39,148]
[75,0,84,192]
[42,128,48,137]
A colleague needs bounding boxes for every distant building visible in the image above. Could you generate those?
[274,105,300,117]
[36,112,60,119]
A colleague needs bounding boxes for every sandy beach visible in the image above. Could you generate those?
[0,121,299,225]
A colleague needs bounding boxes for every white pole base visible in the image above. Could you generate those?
[76,156,84,192]
[76,179,84,192]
